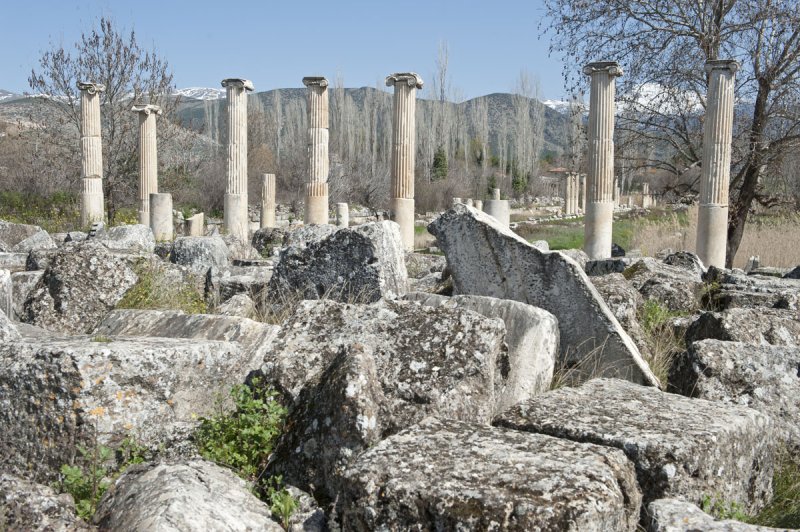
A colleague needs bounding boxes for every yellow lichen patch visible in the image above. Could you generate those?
[88,406,106,417]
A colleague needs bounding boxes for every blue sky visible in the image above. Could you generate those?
[1,0,570,100]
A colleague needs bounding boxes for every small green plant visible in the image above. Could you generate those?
[751,449,800,527]
[265,476,299,529]
[117,262,207,314]
[637,299,686,385]
[57,444,113,520]
[90,335,113,343]
[700,494,750,522]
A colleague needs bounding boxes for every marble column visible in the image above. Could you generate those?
[131,104,162,226]
[580,173,587,212]
[222,78,254,242]
[260,173,276,229]
[474,200,483,211]
[583,62,623,260]
[642,182,650,208]
[484,187,510,228]
[185,213,205,236]
[150,193,173,241]
[336,203,349,228]
[303,77,329,224]
[386,72,424,250]
[697,60,738,268]
[78,82,106,226]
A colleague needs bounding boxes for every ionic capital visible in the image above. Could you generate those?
[583,62,624,78]
[302,76,329,88]
[131,103,163,116]
[385,72,424,89]
[221,78,255,91]
[704,59,739,76]
[77,82,106,94]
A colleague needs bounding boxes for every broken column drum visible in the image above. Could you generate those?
[150,193,173,241]
[583,62,623,260]
[260,173,276,229]
[386,72,424,251]
[303,77,330,225]
[336,203,349,228]
[484,188,510,228]
[696,60,738,269]
[222,78,254,242]
[132,104,162,226]
[78,82,106,226]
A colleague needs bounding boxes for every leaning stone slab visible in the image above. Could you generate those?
[405,292,558,413]
[646,499,785,532]
[93,460,281,531]
[338,416,642,531]
[0,473,91,531]
[495,378,774,514]
[0,336,253,483]
[669,339,800,448]
[428,203,658,386]
[685,308,800,347]
[268,221,408,304]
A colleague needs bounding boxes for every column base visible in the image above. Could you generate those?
[80,178,105,228]
[483,199,510,228]
[390,197,415,251]
[138,209,150,227]
[260,206,276,229]
[150,193,174,242]
[584,201,614,260]
[224,193,249,242]
[305,194,329,225]
[696,204,728,268]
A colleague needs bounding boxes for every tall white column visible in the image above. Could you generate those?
[697,60,738,268]
[583,62,623,260]
[222,78,254,242]
[78,82,106,227]
[386,72,423,251]
[302,77,329,225]
[131,104,162,226]
[260,173,276,229]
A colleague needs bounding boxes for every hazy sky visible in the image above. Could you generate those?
[1,0,572,100]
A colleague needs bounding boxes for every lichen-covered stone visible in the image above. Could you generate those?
[591,273,652,360]
[0,473,91,531]
[646,499,783,532]
[0,337,255,483]
[495,378,774,514]
[0,268,10,318]
[93,224,155,253]
[428,203,657,386]
[251,226,287,256]
[268,221,408,304]
[10,270,43,321]
[704,267,800,311]
[0,221,56,253]
[93,460,281,531]
[170,236,230,275]
[669,339,800,448]
[0,307,20,342]
[623,258,703,312]
[405,292,558,413]
[22,241,138,334]
[405,251,447,279]
[338,417,642,531]
[685,308,800,347]
[216,293,256,319]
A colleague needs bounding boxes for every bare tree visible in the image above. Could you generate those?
[543,0,800,266]
[28,17,176,223]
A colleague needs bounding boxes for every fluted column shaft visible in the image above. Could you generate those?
[303,77,329,224]
[260,173,276,229]
[697,60,738,268]
[132,104,161,226]
[78,82,105,226]
[583,62,623,259]
[222,78,253,242]
[386,72,423,250]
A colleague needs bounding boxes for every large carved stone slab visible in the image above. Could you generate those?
[428,203,658,386]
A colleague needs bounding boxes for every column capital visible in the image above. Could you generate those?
[704,59,739,75]
[385,72,424,89]
[583,62,624,77]
[77,82,106,94]
[302,76,328,88]
[221,78,254,91]
[131,103,163,116]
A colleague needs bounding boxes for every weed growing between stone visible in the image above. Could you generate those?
[751,448,800,527]
[637,299,686,385]
[193,378,297,525]
[116,262,207,314]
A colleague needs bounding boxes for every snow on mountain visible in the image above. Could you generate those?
[542,99,571,113]
[173,87,226,100]
[0,89,19,102]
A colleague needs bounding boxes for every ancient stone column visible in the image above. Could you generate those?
[302,77,330,224]
[642,182,650,208]
[131,104,162,226]
[580,174,587,212]
[386,72,424,251]
[572,173,580,213]
[185,213,205,236]
[583,62,623,260]
[260,173,276,229]
[150,193,173,241]
[78,82,106,227]
[474,200,483,211]
[697,60,738,268]
[484,188,510,228]
[452,198,463,206]
[336,203,349,228]
[222,78,254,242]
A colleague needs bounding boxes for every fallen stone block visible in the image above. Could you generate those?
[93,460,281,531]
[92,223,156,253]
[646,499,781,532]
[428,203,657,386]
[170,236,230,275]
[0,268,10,318]
[0,221,56,253]
[495,378,774,514]
[0,252,28,273]
[339,417,642,531]
[10,270,42,321]
[685,308,800,347]
[0,473,91,531]
[405,292,558,412]
[704,266,800,311]
[669,339,800,448]
[0,307,20,342]
[623,257,703,312]
[216,293,256,319]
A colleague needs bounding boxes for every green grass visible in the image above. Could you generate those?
[117,262,208,314]
[414,225,430,235]
[750,450,800,527]
[0,191,81,233]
